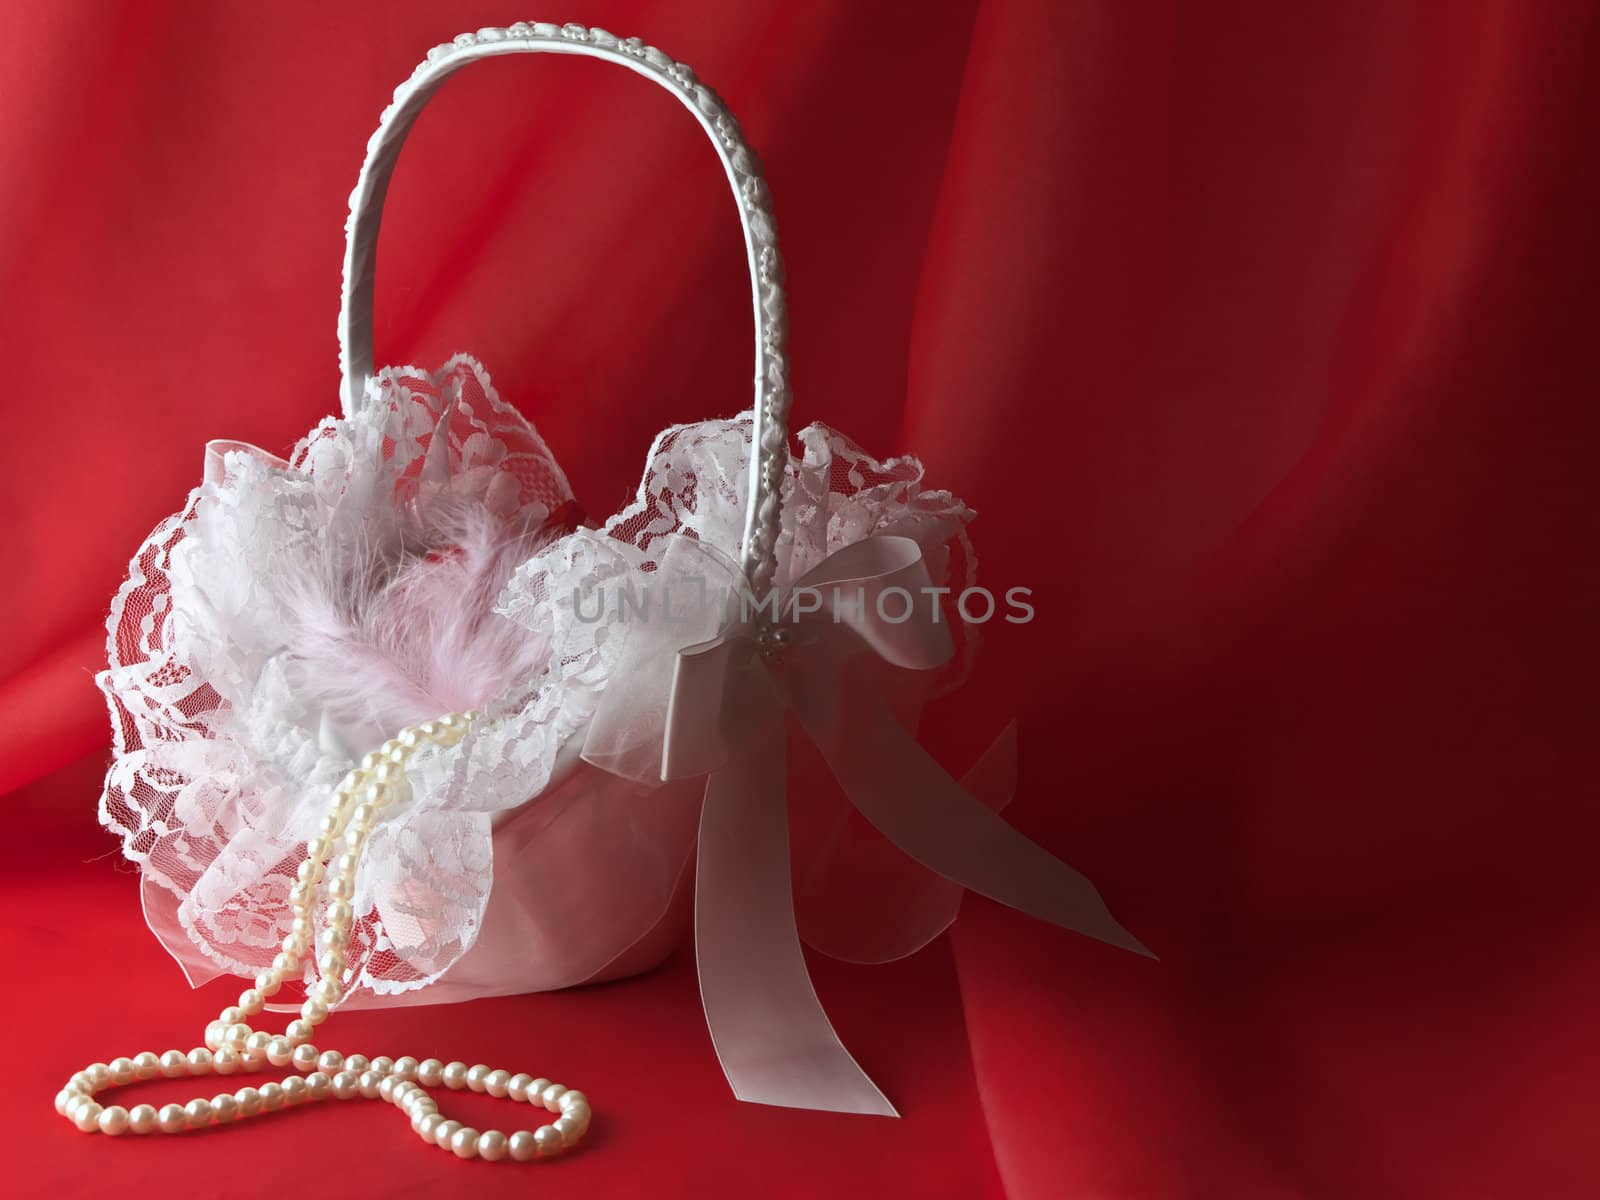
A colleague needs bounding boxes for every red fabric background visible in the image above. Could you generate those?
[4,1,1598,1196]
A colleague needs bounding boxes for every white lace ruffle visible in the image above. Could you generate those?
[99,357,977,1003]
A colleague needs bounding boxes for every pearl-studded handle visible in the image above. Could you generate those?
[339,22,792,600]
[55,715,590,1163]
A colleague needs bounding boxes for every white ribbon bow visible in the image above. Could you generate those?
[580,533,1151,1115]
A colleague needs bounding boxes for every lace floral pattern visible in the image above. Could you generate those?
[99,356,576,995]
[99,359,978,1002]
[605,415,980,678]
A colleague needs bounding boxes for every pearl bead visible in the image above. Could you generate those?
[343,1054,370,1074]
[392,1055,419,1081]
[110,1057,136,1085]
[417,1113,445,1144]
[213,1047,241,1075]
[562,1099,591,1131]
[378,1076,399,1102]
[509,1130,538,1161]
[157,1103,187,1133]
[259,1082,285,1111]
[311,979,341,1005]
[233,1086,262,1116]
[331,1071,359,1099]
[224,1023,252,1050]
[507,1072,533,1102]
[540,1082,568,1111]
[97,1105,130,1136]
[560,1088,588,1111]
[129,1104,158,1134]
[451,1126,481,1158]
[255,970,283,997]
[317,1050,343,1072]
[185,1098,212,1128]
[553,1116,584,1146]
[527,1076,551,1100]
[306,835,333,860]
[358,1071,382,1098]
[534,1125,564,1156]
[186,1047,213,1073]
[54,1089,75,1115]
[157,1050,186,1078]
[86,1062,111,1088]
[238,989,264,1014]
[478,1129,509,1161]
[301,999,329,1025]
[296,858,323,883]
[132,1051,160,1080]
[441,1061,469,1089]
[485,1068,511,1098]
[204,1020,226,1051]
[361,750,384,771]
[369,1055,394,1076]
[286,1019,315,1045]
[466,1063,492,1092]
[243,1032,272,1063]
[271,953,295,976]
[305,1072,332,1101]
[433,1119,462,1150]
[281,1076,308,1105]
[291,1043,319,1072]
[211,1093,239,1123]
[418,1058,444,1086]
[328,876,355,901]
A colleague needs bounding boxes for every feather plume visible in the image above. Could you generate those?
[279,491,556,749]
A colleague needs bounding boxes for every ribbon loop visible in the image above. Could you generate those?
[581,532,1150,1113]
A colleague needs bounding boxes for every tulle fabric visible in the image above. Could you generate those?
[98,356,979,1005]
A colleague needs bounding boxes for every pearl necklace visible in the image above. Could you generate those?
[52,712,590,1162]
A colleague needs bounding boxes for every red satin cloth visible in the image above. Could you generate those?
[4,2,1597,1196]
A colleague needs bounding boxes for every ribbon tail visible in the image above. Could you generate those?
[694,721,899,1116]
[796,720,1020,965]
[794,687,1155,960]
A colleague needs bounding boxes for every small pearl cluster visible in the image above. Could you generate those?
[53,713,591,1162]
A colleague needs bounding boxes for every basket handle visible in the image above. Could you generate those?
[338,22,791,598]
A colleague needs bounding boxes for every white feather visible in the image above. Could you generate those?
[279,493,556,748]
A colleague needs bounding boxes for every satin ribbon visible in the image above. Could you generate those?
[581,534,1152,1116]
